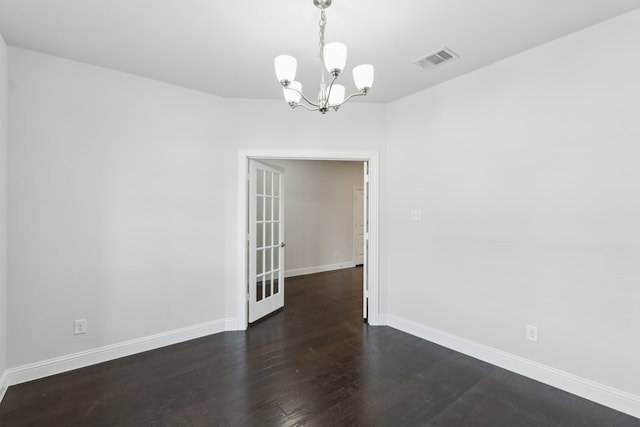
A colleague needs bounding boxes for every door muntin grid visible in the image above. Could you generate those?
[254,168,282,303]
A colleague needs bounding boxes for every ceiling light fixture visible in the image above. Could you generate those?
[274,0,374,114]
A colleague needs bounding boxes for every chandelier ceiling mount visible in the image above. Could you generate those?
[313,0,332,9]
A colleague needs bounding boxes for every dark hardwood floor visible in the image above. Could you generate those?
[1,267,638,426]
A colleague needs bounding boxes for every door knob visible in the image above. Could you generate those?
[280,242,286,247]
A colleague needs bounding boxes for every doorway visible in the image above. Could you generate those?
[237,150,380,329]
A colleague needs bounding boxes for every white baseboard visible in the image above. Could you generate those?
[0,369,8,403]
[6,318,233,387]
[374,313,389,326]
[386,314,640,419]
[224,318,241,331]
[285,262,356,278]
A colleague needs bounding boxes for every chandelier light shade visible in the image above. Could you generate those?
[328,84,345,106]
[274,0,374,114]
[353,64,374,92]
[283,81,303,104]
[323,42,347,76]
[274,55,297,85]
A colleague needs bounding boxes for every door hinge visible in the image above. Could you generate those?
[364,174,369,183]
[364,232,369,241]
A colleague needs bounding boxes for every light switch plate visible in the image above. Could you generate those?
[410,209,422,221]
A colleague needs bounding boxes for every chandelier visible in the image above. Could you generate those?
[274,0,374,114]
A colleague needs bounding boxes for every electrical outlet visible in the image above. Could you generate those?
[74,319,87,335]
[526,325,538,342]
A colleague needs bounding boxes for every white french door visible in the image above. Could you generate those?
[248,160,285,323]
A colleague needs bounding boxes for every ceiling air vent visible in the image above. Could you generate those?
[414,48,459,70]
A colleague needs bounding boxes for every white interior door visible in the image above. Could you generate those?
[248,160,285,323]
[353,186,365,265]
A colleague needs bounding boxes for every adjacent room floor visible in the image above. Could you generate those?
[0,267,638,426]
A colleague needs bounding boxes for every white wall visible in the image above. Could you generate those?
[220,99,387,319]
[8,48,227,367]
[386,8,640,399]
[268,160,363,275]
[6,49,388,370]
[0,33,8,390]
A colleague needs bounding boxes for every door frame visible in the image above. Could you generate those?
[236,149,380,330]
[352,185,365,266]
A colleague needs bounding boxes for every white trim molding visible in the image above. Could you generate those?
[376,313,389,326]
[224,318,241,331]
[0,369,8,403]
[237,149,381,330]
[285,262,356,278]
[387,314,640,419]
[6,319,231,387]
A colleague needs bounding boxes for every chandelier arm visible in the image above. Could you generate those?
[333,90,367,108]
[322,74,339,109]
[287,86,321,108]
[299,92,322,109]
[291,103,321,112]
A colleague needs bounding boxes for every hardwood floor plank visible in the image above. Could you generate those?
[1,267,638,426]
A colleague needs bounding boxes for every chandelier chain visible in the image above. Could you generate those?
[319,9,327,86]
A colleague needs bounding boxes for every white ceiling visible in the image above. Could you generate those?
[1,0,639,103]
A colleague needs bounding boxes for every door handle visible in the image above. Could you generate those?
[280,242,286,247]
